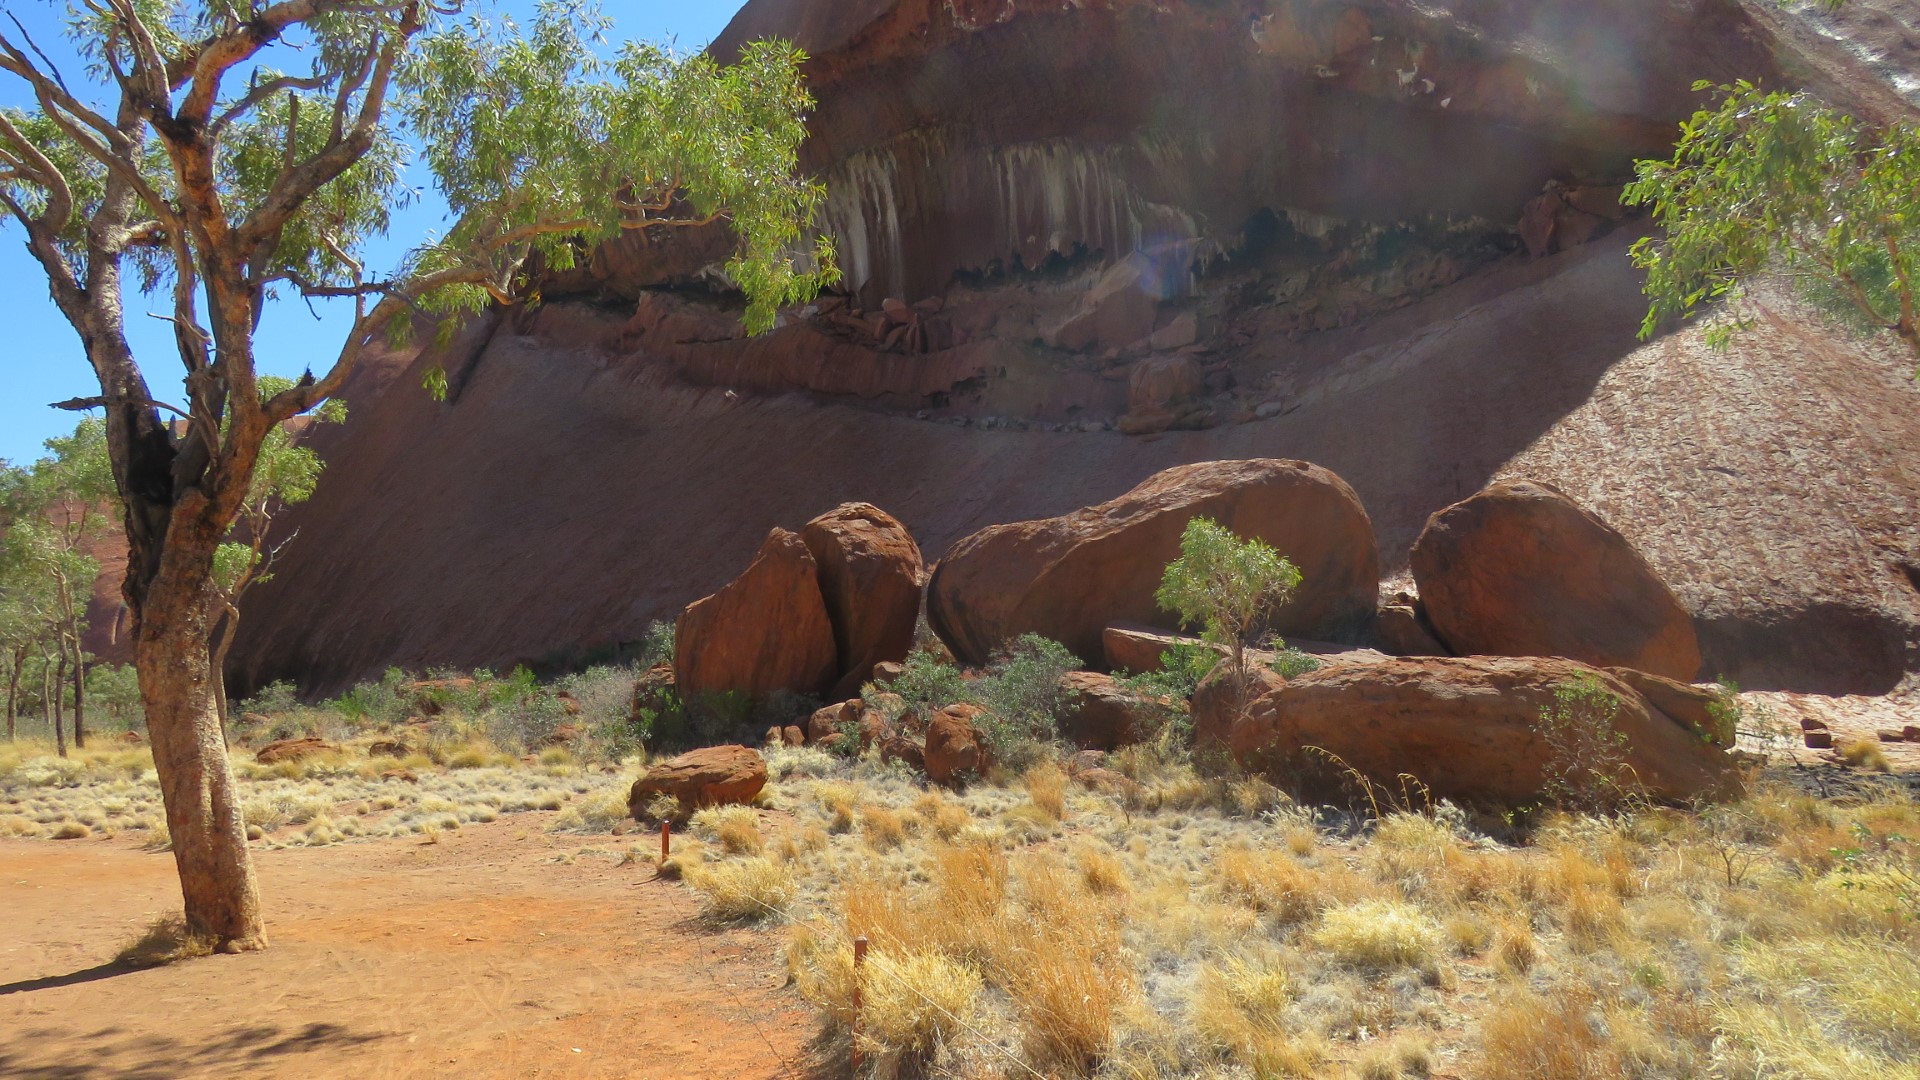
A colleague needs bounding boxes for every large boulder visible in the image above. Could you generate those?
[1058,671,1171,751]
[627,745,768,814]
[1231,656,1737,805]
[927,459,1380,666]
[801,503,925,700]
[1410,480,1702,682]
[675,528,839,701]
[924,703,990,785]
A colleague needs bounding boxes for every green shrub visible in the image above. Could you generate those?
[637,620,676,669]
[332,667,410,728]
[1116,641,1221,702]
[560,664,645,761]
[1536,675,1636,812]
[234,680,300,717]
[83,664,145,732]
[880,648,969,719]
[1267,637,1323,680]
[970,634,1077,765]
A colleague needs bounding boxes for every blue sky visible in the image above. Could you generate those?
[0,1,748,465]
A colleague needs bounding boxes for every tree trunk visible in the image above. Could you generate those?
[211,606,239,742]
[134,523,267,953]
[71,638,86,750]
[52,654,67,757]
[4,645,20,741]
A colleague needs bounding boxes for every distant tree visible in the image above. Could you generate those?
[0,1,833,952]
[0,419,119,753]
[1625,81,1920,369]
[1155,517,1302,690]
[208,376,346,736]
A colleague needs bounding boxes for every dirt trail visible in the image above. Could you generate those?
[0,820,811,1079]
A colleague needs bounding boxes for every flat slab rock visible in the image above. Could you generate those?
[1232,655,1739,805]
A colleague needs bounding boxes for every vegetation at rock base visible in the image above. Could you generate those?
[3,639,1916,1077]
[1626,79,1920,369]
[0,0,834,950]
[1535,674,1637,814]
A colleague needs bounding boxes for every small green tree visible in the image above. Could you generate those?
[208,376,346,735]
[1625,81,1920,368]
[1155,517,1302,685]
[1536,675,1636,813]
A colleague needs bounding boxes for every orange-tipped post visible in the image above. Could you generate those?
[851,935,869,1069]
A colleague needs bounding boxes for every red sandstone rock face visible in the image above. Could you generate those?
[227,235,1920,701]
[563,0,1786,307]
[627,745,768,812]
[801,503,925,700]
[1232,656,1736,804]
[1410,479,1703,683]
[926,459,1380,666]
[674,529,839,701]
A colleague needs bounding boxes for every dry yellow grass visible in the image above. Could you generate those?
[684,856,794,922]
[859,804,907,850]
[1024,761,1068,822]
[1309,899,1444,971]
[115,915,217,969]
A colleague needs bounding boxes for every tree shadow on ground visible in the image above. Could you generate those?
[0,1021,387,1079]
[0,962,130,996]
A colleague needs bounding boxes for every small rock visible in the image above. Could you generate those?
[1804,730,1834,750]
[627,745,768,814]
[1148,311,1199,350]
[255,737,335,765]
[924,704,989,785]
[807,700,862,744]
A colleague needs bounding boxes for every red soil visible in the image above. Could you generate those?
[0,821,809,1079]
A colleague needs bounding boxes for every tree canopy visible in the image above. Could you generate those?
[1625,80,1920,368]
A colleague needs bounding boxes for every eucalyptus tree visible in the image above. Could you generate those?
[0,0,833,951]
[1626,80,1920,369]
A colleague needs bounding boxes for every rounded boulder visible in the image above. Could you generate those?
[927,459,1380,666]
[801,503,925,700]
[674,528,839,701]
[1410,479,1701,682]
[1231,655,1736,805]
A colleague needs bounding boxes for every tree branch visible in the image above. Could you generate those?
[51,395,191,420]
[210,71,330,136]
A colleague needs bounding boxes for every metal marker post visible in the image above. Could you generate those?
[851,935,869,1071]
